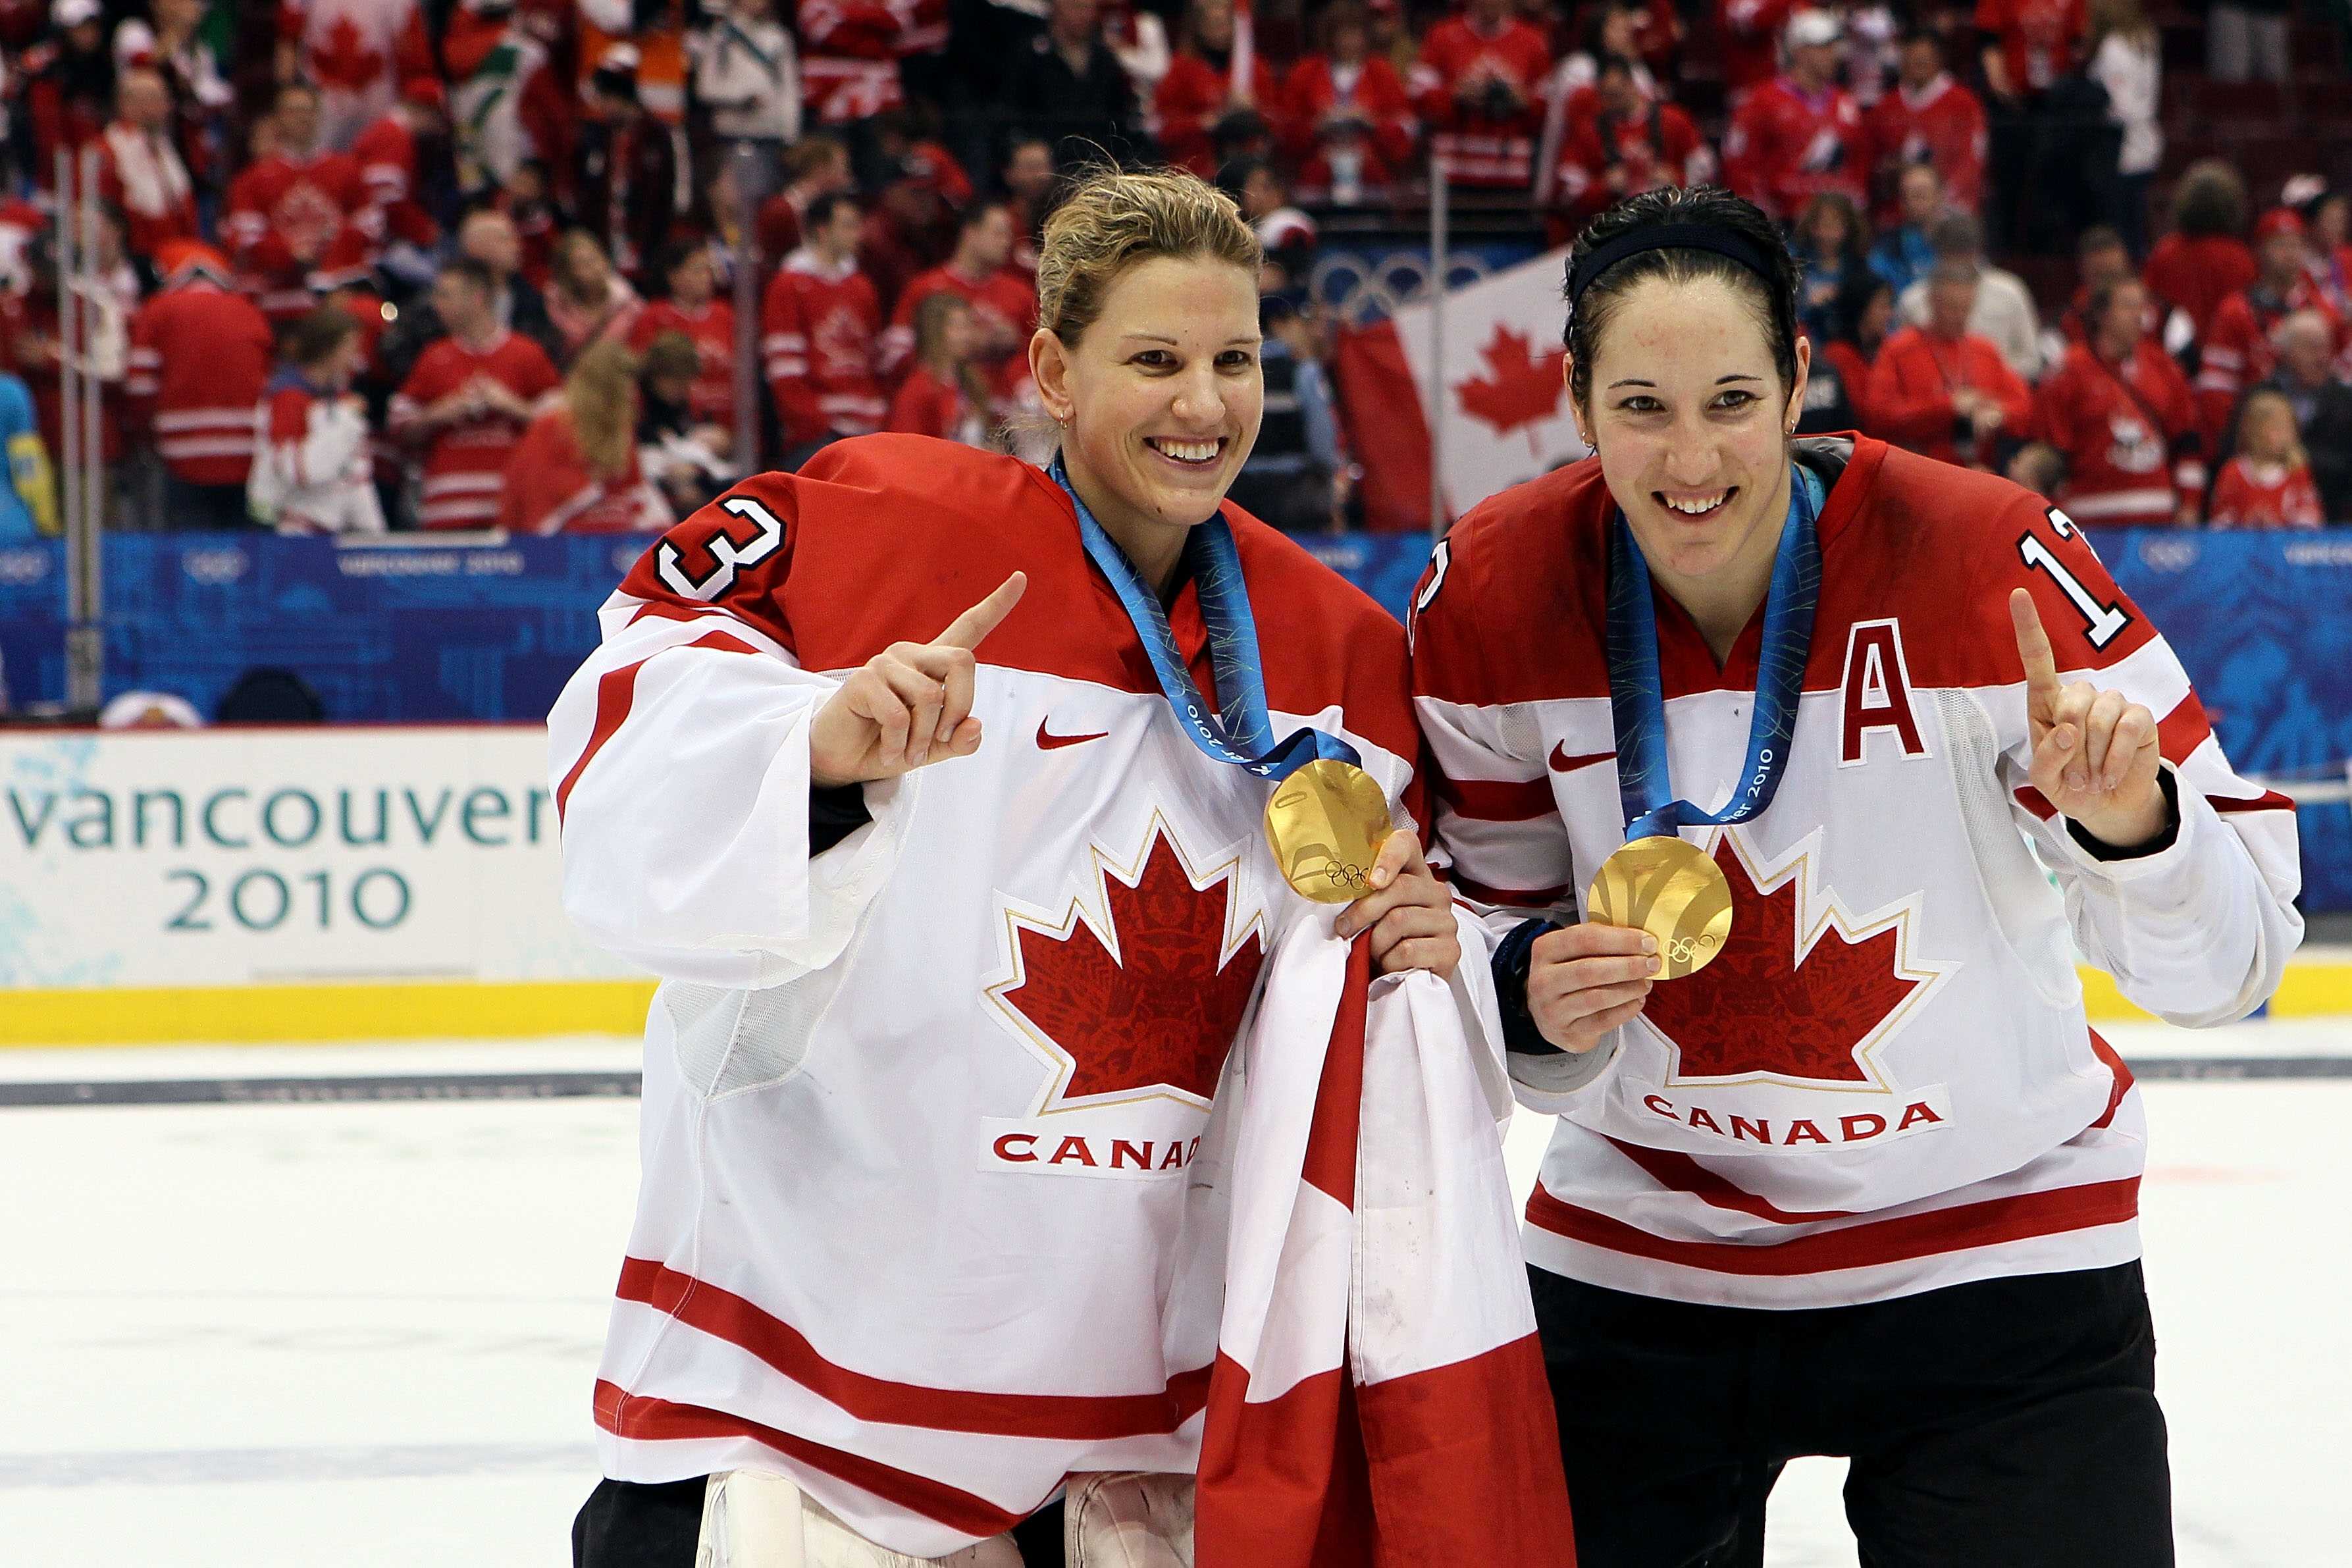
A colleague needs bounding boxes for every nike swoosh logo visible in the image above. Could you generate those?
[1037,718,1111,751]
[1550,743,1617,773]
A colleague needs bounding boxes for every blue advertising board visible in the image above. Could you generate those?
[2,525,2347,908]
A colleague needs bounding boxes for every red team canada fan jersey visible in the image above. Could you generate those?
[879,263,1036,387]
[2032,339,2203,526]
[124,275,274,487]
[225,149,379,325]
[1722,76,1866,221]
[387,331,562,529]
[1858,74,1987,220]
[2208,457,2324,529]
[629,299,740,429]
[1413,436,2301,1309]
[546,436,1455,1554]
[1280,55,1418,186]
[1411,15,1553,186]
[762,251,887,446]
[1552,100,1716,222]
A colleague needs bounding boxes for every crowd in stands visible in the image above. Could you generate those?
[0,0,2338,542]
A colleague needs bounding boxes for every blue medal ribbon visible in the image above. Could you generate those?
[1051,456,1359,781]
[1604,463,1824,843]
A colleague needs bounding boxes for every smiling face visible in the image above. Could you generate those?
[1032,254,1263,557]
[1571,274,1806,588]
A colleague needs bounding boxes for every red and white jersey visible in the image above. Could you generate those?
[495,406,673,535]
[1410,16,1554,186]
[1152,50,1282,177]
[2207,456,2324,529]
[546,436,1447,1554]
[1412,436,2302,1310]
[278,0,436,147]
[762,249,886,447]
[387,330,562,529]
[630,299,741,429]
[1552,100,1716,219]
[885,363,989,446]
[796,0,922,122]
[226,151,379,326]
[1280,55,1418,174]
[124,279,274,486]
[1722,76,1866,221]
[350,112,439,251]
[2033,340,2202,526]
[1974,0,2086,94]
[92,121,199,262]
[1858,74,1987,221]
[1715,0,1796,99]
[2195,282,2347,448]
[249,373,387,535]
[879,263,1036,386]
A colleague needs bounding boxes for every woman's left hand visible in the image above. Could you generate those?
[1334,831,1461,980]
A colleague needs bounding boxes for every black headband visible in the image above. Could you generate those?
[1567,222,1784,317]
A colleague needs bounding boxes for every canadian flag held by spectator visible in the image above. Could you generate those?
[1335,248,1590,530]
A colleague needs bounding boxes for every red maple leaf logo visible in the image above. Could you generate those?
[309,17,384,93]
[997,826,1266,1105]
[1455,325,1566,453]
[1640,835,1928,1084]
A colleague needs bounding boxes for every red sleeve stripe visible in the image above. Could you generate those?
[2155,690,2213,765]
[2207,789,2296,814]
[1432,771,1557,822]
[553,630,760,822]
[2087,1028,2133,1130]
[594,1380,1028,1540]
[1603,1136,1858,1224]
[1526,1175,2140,1276]
[2012,786,2056,820]
[1450,872,1575,908]
[611,1259,1213,1440]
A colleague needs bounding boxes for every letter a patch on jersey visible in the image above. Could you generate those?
[1839,618,1930,767]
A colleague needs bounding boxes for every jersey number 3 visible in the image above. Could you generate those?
[2016,532,2131,650]
[657,497,784,600]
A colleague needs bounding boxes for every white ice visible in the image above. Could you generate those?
[0,1020,2345,1567]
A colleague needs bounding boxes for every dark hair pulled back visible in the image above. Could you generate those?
[1562,186,1802,413]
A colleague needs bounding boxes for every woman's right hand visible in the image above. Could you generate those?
[1525,922,1660,1054]
[808,572,1027,788]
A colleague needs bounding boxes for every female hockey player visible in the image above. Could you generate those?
[1411,185,2303,1567]
[551,167,1546,1567]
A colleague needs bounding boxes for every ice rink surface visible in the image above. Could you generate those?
[2,1020,2347,1567]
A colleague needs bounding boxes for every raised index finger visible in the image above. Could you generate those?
[936,571,1028,651]
[2008,587,2063,708]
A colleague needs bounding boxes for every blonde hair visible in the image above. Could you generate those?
[2236,387,2307,469]
[1035,167,1261,346]
[565,338,640,481]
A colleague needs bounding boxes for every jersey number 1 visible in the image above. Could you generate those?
[2016,533,2131,650]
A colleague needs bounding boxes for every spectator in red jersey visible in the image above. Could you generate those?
[124,243,274,531]
[18,0,115,194]
[350,76,446,281]
[1721,9,1866,222]
[1411,0,1553,188]
[885,291,993,446]
[248,307,385,536]
[2196,208,2348,449]
[498,338,673,534]
[546,230,645,367]
[115,0,234,204]
[882,201,1033,387]
[629,238,740,431]
[2208,388,2324,527]
[2141,160,2257,349]
[762,190,886,462]
[379,209,563,391]
[1002,136,1057,280]
[1866,258,2033,467]
[93,65,201,265]
[1548,54,1712,228]
[1715,0,1796,107]
[1860,30,1987,226]
[276,0,436,149]
[1155,0,1281,178]
[1282,2,1417,206]
[388,258,563,530]
[797,0,915,128]
[1896,211,2045,381]
[755,134,854,265]
[2033,277,2202,525]
[226,81,378,332]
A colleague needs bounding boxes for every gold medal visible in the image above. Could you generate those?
[1264,758,1394,903]
[1586,835,1733,980]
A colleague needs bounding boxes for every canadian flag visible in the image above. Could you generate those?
[1198,917,1578,1565]
[1334,248,1591,531]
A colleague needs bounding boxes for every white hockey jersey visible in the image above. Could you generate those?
[548,436,1567,1555]
[1412,435,2303,1311]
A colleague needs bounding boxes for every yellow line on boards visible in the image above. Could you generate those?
[2,966,2348,1047]
[0,981,660,1046]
